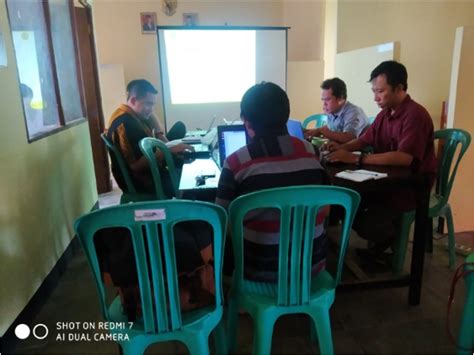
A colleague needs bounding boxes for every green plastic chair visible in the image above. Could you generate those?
[457,253,474,355]
[227,186,360,354]
[74,200,228,355]
[139,137,180,200]
[100,133,155,204]
[392,129,471,272]
[368,116,376,125]
[302,114,328,129]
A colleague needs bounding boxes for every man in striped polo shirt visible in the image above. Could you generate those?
[215,82,329,282]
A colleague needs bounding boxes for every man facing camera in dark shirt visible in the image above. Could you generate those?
[327,61,437,257]
[215,82,329,281]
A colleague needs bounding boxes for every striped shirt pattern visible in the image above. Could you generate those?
[216,134,329,281]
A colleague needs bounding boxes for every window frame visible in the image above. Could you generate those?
[7,0,87,143]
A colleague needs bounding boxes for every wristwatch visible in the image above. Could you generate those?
[357,153,365,166]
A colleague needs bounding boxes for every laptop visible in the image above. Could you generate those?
[217,124,249,167]
[185,115,218,138]
[286,119,304,139]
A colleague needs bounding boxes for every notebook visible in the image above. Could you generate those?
[287,119,304,139]
[217,124,248,167]
[335,169,388,182]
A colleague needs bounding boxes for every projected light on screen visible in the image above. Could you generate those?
[164,30,256,104]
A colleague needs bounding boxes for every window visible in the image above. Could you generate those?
[6,0,85,141]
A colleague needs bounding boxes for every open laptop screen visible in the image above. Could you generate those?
[217,124,248,167]
[286,119,304,139]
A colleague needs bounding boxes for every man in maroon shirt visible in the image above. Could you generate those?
[326,61,437,259]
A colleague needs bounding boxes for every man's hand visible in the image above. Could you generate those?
[304,128,321,139]
[153,143,195,163]
[326,150,359,164]
[319,125,331,136]
[169,143,194,154]
[326,141,341,152]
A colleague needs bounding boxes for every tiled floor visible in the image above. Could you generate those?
[13,197,470,354]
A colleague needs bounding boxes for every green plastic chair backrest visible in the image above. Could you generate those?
[139,137,179,200]
[101,132,137,194]
[434,129,471,207]
[75,200,227,334]
[368,116,376,124]
[228,186,360,306]
[302,114,328,129]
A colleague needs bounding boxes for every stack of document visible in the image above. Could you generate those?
[335,169,388,182]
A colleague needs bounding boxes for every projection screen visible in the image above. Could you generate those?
[157,26,288,132]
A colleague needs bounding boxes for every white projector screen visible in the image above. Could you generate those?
[157,26,288,132]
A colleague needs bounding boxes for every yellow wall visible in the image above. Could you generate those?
[99,63,126,123]
[0,3,97,335]
[288,60,325,119]
[92,1,325,122]
[323,0,337,78]
[447,26,474,231]
[335,42,397,117]
[337,0,474,128]
[338,1,474,231]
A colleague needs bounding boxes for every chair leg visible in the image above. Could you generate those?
[458,258,474,354]
[213,320,227,355]
[444,206,456,269]
[186,333,210,355]
[310,316,319,345]
[309,308,334,355]
[392,211,415,274]
[120,339,147,355]
[437,216,445,234]
[227,296,240,353]
[252,311,276,355]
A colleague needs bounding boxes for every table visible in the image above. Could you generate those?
[179,158,220,201]
[179,158,430,305]
[326,163,430,305]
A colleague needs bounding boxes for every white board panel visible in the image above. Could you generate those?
[335,42,396,118]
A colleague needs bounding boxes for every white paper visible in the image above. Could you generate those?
[181,136,202,144]
[335,169,387,182]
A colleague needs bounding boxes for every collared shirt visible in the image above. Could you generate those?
[359,95,437,175]
[327,101,369,137]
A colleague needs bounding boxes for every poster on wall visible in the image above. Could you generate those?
[183,13,199,26]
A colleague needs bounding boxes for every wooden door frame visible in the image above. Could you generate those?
[75,1,111,193]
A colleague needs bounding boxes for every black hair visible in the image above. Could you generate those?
[126,79,158,100]
[320,77,347,99]
[369,60,408,91]
[240,82,290,135]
